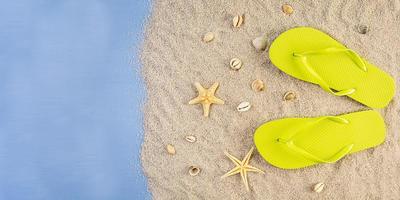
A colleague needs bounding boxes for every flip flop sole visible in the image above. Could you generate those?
[269,27,395,108]
[254,110,386,169]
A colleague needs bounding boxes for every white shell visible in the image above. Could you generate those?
[313,182,325,193]
[237,101,251,112]
[252,35,268,51]
[185,135,197,143]
[229,58,242,70]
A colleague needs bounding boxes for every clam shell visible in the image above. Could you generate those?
[237,101,251,112]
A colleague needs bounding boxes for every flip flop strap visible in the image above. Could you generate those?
[293,47,367,96]
[277,116,354,163]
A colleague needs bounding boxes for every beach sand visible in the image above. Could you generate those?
[139,0,400,199]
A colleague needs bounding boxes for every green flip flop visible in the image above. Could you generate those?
[253,110,386,169]
[269,27,395,108]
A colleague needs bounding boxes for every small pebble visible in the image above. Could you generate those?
[189,166,201,176]
[203,32,215,42]
[166,144,176,155]
[313,182,325,193]
[282,4,294,15]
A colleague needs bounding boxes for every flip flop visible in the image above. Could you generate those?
[269,27,395,108]
[253,110,386,169]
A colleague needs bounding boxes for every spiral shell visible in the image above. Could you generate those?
[357,25,369,34]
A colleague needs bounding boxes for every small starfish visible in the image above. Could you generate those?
[221,147,265,191]
[188,82,224,117]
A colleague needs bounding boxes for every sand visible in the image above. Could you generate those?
[139,0,400,199]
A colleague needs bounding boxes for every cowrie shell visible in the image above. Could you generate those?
[230,58,242,70]
[237,101,251,112]
[185,135,197,143]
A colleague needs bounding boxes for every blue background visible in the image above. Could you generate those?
[0,0,151,199]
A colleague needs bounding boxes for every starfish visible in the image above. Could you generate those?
[221,147,265,191]
[188,82,224,117]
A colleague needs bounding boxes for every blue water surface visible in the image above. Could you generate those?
[0,0,151,199]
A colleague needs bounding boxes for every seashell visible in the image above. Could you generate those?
[189,166,201,176]
[232,15,244,28]
[252,35,268,51]
[185,135,197,143]
[283,91,296,101]
[313,182,325,193]
[237,101,251,112]
[203,32,215,42]
[357,25,369,34]
[282,4,294,15]
[166,144,176,155]
[251,79,265,92]
[229,58,243,70]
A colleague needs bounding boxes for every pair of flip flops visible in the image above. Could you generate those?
[254,27,395,169]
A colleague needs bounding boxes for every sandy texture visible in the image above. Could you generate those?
[140,0,400,199]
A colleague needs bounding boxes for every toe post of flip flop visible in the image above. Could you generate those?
[269,27,395,108]
[253,110,386,169]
